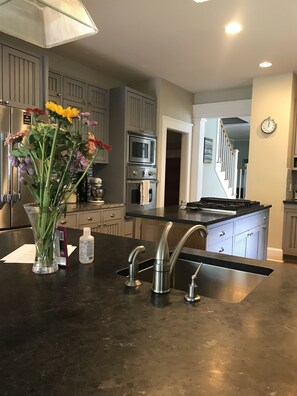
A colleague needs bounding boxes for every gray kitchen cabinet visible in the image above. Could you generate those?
[48,71,62,104]
[88,105,109,163]
[77,207,123,236]
[126,89,156,135]
[88,85,108,109]
[1,45,40,109]
[49,71,109,163]
[58,213,77,229]
[63,76,87,104]
[283,203,297,258]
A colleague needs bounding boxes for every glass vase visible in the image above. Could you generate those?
[24,203,65,275]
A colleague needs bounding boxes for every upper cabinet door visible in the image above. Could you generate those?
[63,76,87,104]
[48,71,62,104]
[88,85,108,109]
[126,90,142,132]
[126,89,156,135]
[88,105,109,164]
[142,96,156,135]
[2,46,40,109]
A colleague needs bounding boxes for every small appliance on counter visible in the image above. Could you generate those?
[88,177,105,204]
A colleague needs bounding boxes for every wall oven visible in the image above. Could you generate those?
[128,133,156,166]
[126,165,157,212]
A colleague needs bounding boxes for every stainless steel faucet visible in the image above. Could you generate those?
[152,222,208,294]
[125,245,146,287]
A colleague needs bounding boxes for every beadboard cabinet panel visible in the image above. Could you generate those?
[2,45,40,108]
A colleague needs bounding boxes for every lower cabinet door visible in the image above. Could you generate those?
[233,227,261,259]
[101,220,122,236]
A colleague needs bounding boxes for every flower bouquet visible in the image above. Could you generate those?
[5,101,111,274]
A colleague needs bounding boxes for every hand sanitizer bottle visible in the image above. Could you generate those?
[79,227,94,264]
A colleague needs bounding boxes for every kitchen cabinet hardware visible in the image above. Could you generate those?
[218,247,224,253]
[219,231,225,236]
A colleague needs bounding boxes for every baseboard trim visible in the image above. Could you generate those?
[267,247,283,262]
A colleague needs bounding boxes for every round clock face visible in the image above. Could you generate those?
[261,117,277,134]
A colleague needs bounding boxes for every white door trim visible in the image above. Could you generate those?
[157,116,193,208]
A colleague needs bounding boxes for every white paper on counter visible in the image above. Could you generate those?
[1,244,77,264]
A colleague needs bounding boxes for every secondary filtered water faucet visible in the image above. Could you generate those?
[152,222,208,294]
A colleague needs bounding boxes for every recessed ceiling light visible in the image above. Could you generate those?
[225,22,242,34]
[259,61,272,68]
[193,0,209,3]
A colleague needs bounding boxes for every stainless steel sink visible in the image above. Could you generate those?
[118,252,273,303]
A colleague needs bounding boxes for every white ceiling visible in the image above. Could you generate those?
[51,0,297,95]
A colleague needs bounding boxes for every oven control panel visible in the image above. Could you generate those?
[127,165,157,180]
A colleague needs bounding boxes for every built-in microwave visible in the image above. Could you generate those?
[128,133,156,165]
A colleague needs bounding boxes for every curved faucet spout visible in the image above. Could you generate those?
[152,222,208,294]
[169,225,208,275]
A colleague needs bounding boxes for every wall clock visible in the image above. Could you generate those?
[261,117,277,134]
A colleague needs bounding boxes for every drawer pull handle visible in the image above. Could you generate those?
[219,231,225,237]
[264,216,267,220]
[110,213,115,218]
[218,247,224,253]
[60,220,66,224]
[88,217,93,221]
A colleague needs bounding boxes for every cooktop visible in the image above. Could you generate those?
[186,197,262,214]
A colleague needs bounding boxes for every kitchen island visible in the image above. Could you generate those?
[0,228,296,395]
[127,204,271,260]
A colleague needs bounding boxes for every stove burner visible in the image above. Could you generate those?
[187,197,262,213]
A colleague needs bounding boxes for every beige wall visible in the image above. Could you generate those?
[248,73,296,257]
[194,86,252,104]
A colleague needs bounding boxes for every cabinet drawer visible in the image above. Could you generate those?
[103,208,122,222]
[78,211,101,225]
[58,214,77,228]
[234,212,264,235]
[207,222,234,246]
[207,238,233,255]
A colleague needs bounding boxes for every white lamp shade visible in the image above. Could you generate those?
[0,0,98,48]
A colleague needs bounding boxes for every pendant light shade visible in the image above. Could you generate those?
[0,0,98,48]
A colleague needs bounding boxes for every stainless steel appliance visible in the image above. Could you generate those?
[88,177,104,203]
[186,197,262,214]
[128,133,156,166]
[0,105,33,229]
[126,165,157,211]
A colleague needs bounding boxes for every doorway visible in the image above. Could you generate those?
[165,130,182,206]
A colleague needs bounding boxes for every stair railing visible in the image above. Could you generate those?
[217,119,238,197]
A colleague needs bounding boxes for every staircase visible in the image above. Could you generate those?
[216,119,239,198]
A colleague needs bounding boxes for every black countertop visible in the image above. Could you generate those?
[0,228,296,395]
[126,204,271,226]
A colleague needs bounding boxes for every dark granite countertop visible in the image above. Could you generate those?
[127,204,271,226]
[0,228,296,395]
[66,202,124,213]
[283,199,297,204]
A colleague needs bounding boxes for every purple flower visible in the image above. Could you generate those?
[19,176,27,185]
[27,166,34,176]
[79,154,90,169]
[8,156,19,167]
[80,112,90,117]
[87,120,98,127]
[19,163,27,174]
[24,155,31,164]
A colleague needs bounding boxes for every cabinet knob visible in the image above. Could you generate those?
[0,99,2,104]
[3,100,9,105]
[110,213,115,218]
[218,247,224,253]
[57,93,61,97]
[264,216,267,220]
[88,217,93,221]
[219,231,225,237]
[60,220,66,225]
